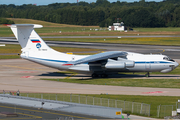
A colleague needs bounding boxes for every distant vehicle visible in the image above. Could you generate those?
[7,24,179,78]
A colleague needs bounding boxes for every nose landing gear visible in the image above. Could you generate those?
[145,72,150,77]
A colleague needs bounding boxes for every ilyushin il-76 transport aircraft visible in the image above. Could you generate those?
[7,24,179,78]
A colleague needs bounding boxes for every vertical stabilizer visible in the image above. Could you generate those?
[8,24,50,51]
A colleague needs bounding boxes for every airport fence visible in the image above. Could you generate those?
[1,91,151,116]
[157,104,177,118]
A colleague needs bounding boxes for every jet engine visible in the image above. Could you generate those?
[104,60,134,69]
[124,61,135,68]
[105,61,125,69]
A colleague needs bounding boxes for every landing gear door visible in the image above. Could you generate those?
[145,62,151,70]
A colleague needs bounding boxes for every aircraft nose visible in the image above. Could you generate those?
[174,61,179,68]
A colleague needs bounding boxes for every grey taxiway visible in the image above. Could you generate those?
[0,37,180,59]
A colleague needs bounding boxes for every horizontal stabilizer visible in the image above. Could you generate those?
[6,24,43,28]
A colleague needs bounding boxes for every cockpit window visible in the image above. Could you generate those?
[163,56,175,62]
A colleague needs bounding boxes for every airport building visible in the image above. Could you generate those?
[108,22,126,31]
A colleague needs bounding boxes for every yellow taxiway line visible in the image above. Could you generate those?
[17,112,42,119]
[65,73,77,79]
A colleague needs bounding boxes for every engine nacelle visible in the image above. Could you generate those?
[117,58,135,68]
[105,61,125,69]
[125,61,135,68]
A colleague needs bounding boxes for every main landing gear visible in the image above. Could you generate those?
[91,73,108,78]
[145,72,150,77]
[91,73,98,78]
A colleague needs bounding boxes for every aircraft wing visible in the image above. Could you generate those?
[64,51,127,65]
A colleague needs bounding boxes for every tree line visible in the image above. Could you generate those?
[0,18,14,24]
[0,0,180,27]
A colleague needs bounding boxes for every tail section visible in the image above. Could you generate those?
[7,24,76,70]
[7,24,50,51]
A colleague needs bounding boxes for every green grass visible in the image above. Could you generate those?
[0,44,21,53]
[1,18,99,37]
[19,92,180,118]
[0,55,20,59]
[43,78,180,88]
[0,26,100,37]
[6,18,180,32]
[0,44,21,59]
[35,26,99,33]
[44,37,180,46]
[2,18,180,37]
[87,94,179,118]
[134,27,180,32]
[6,18,98,28]
[0,27,14,37]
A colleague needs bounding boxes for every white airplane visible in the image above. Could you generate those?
[7,24,179,78]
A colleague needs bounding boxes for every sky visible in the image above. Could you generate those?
[0,0,163,5]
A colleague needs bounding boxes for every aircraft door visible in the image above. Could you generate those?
[145,62,151,70]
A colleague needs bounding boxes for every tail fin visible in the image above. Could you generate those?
[7,24,50,51]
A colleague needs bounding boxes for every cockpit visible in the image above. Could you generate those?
[163,56,175,62]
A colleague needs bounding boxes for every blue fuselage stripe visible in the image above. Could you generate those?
[135,61,170,64]
[29,57,68,63]
[28,57,172,64]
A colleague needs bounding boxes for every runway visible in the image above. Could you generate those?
[0,59,180,96]
[1,37,180,59]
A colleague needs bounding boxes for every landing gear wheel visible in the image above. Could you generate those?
[92,73,98,78]
[101,74,108,78]
[145,72,150,77]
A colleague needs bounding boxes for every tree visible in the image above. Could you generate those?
[0,0,178,27]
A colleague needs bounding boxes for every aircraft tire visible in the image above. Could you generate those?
[101,74,108,78]
[92,73,98,78]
